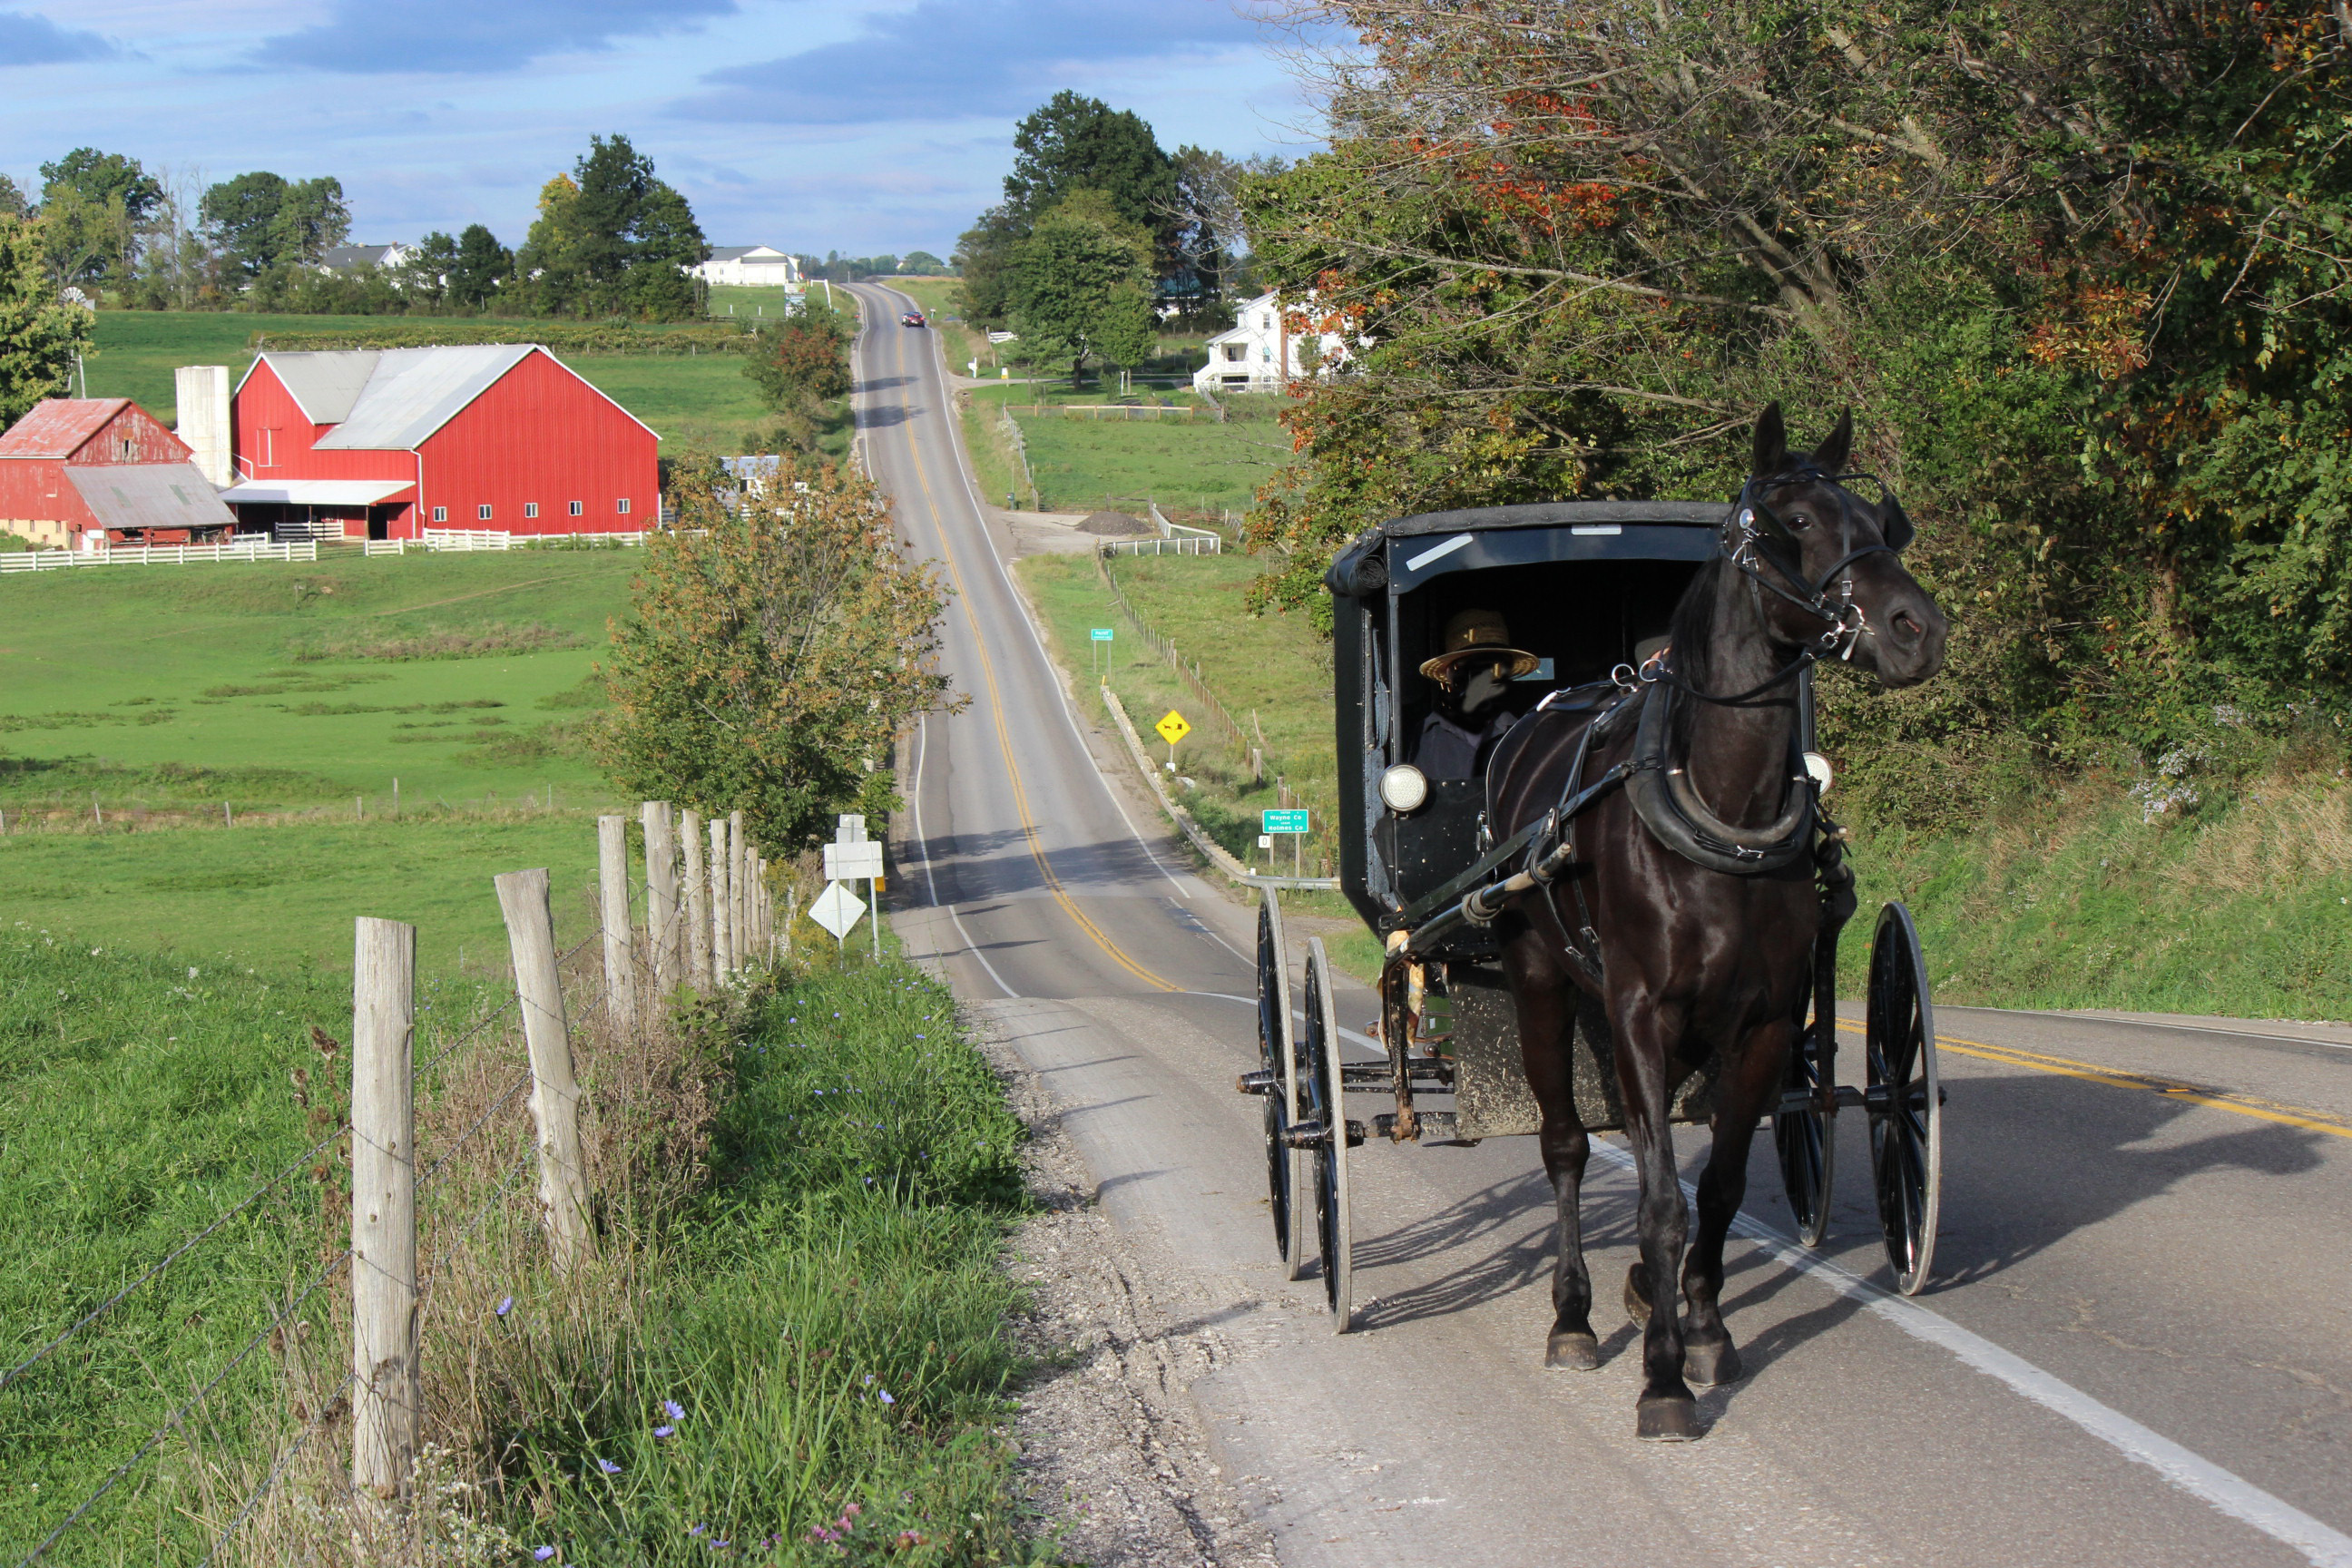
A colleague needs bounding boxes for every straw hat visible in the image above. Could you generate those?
[1418,609,1539,689]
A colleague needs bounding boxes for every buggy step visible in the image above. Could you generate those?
[1371,1111,1480,1146]
[1281,1118,1367,1151]
[1772,1083,1945,1118]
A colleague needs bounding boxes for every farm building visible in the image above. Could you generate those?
[214,345,658,540]
[694,246,801,287]
[1191,290,1355,394]
[0,398,236,549]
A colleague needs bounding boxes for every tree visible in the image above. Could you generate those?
[1004,92,1179,248]
[953,205,1024,324]
[743,296,854,450]
[448,224,511,309]
[1006,190,1153,385]
[0,216,91,427]
[40,150,162,227]
[408,230,460,304]
[900,250,947,275]
[0,177,24,219]
[597,455,958,848]
[1093,285,1157,386]
[200,172,349,275]
[519,138,707,318]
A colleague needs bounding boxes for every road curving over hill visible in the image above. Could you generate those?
[844,280,2352,1568]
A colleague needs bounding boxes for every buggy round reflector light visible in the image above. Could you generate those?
[1379,764,1430,813]
[1803,751,1834,792]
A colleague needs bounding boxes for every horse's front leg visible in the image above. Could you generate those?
[1612,992,1701,1440]
[1679,1013,1791,1388]
[1504,933,1599,1370]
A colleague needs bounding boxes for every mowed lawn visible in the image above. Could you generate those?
[0,552,635,971]
[84,309,772,454]
[968,383,1289,514]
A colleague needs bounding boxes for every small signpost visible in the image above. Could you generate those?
[1262,807,1310,879]
[822,814,884,957]
[1155,709,1191,771]
[1090,626,1113,681]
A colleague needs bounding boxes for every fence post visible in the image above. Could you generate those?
[681,808,712,991]
[349,916,418,1501]
[709,817,734,975]
[494,868,593,1273]
[728,812,748,974]
[596,816,638,1031]
[642,801,678,995]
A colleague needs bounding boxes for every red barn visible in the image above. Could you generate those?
[0,398,236,549]
[219,346,659,541]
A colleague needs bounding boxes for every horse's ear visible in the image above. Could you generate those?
[1813,408,1853,473]
[1751,403,1787,476]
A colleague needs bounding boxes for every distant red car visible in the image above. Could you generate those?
[900,311,926,328]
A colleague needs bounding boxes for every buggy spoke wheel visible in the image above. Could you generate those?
[1866,902,1942,1296]
[1257,891,1304,1279]
[1304,937,1354,1331]
[1773,981,1837,1248]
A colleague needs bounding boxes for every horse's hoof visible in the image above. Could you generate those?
[1545,1331,1602,1371]
[1636,1396,1705,1442]
[1623,1270,1651,1326]
[1682,1337,1744,1387]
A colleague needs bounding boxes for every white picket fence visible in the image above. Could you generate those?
[1102,536,1220,556]
[0,539,316,572]
[421,529,648,553]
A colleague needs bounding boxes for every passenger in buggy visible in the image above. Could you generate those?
[1414,609,1539,779]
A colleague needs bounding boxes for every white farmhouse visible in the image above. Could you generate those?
[694,246,803,287]
[1192,290,1352,393]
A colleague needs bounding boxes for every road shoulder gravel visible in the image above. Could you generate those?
[982,1008,1284,1568]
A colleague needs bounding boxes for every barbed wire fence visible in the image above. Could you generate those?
[5,800,780,1565]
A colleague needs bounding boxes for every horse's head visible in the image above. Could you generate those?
[1731,404,1947,690]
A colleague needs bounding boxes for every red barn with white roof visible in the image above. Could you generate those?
[220,346,658,540]
[0,398,235,549]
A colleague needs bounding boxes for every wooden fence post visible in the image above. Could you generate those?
[681,808,711,991]
[709,817,733,975]
[642,800,678,996]
[494,868,593,1273]
[596,816,638,1030]
[728,812,748,974]
[349,916,418,1501]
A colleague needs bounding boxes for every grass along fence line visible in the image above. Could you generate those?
[4,802,790,1563]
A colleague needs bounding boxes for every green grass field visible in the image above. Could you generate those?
[84,310,773,453]
[969,384,1286,514]
[703,283,803,323]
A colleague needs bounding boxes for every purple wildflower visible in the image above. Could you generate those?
[534,1549,555,1563]
[597,1458,622,1475]
[877,1390,895,1406]
[653,1426,675,1438]
[663,1398,685,1419]
[495,1296,514,1318]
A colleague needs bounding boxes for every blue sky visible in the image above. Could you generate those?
[0,0,1324,257]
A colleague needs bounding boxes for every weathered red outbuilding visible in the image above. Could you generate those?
[221,346,659,540]
[0,398,235,548]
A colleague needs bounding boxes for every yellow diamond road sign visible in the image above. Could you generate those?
[1155,710,1191,747]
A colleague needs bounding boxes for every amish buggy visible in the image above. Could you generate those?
[1237,407,1951,1440]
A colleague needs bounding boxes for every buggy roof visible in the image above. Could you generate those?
[1328,499,1729,598]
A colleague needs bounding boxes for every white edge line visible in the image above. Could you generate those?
[906,713,1018,1000]
[879,282,1195,901]
[1403,532,1473,573]
[1579,1139,2352,1567]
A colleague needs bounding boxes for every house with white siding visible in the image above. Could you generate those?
[693,246,803,287]
[1191,291,1354,393]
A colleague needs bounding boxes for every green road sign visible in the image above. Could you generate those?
[1091,627,1115,642]
[1262,808,1309,834]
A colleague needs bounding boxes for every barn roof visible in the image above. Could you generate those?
[247,345,652,450]
[0,399,133,459]
[65,463,237,533]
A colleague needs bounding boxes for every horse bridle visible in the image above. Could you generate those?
[1640,468,1913,705]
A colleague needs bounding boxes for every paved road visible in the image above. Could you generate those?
[846,283,2352,1567]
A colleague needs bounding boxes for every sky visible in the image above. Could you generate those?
[0,0,1329,259]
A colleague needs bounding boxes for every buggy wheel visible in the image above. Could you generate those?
[1257,890,1305,1279]
[1772,985,1837,1248]
[1867,902,1943,1296]
[1303,937,1353,1332]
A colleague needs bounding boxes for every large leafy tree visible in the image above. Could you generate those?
[34,149,166,289]
[199,172,349,276]
[743,296,855,451]
[1005,190,1153,385]
[1245,0,2352,805]
[0,217,91,427]
[520,136,707,318]
[448,223,511,309]
[597,456,959,848]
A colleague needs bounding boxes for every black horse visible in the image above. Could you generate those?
[1484,406,1947,1440]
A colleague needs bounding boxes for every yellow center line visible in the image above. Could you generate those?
[1834,1017,2352,1139]
[881,320,1180,994]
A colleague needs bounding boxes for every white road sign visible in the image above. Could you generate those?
[836,813,868,842]
[809,880,867,941]
[824,839,884,880]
